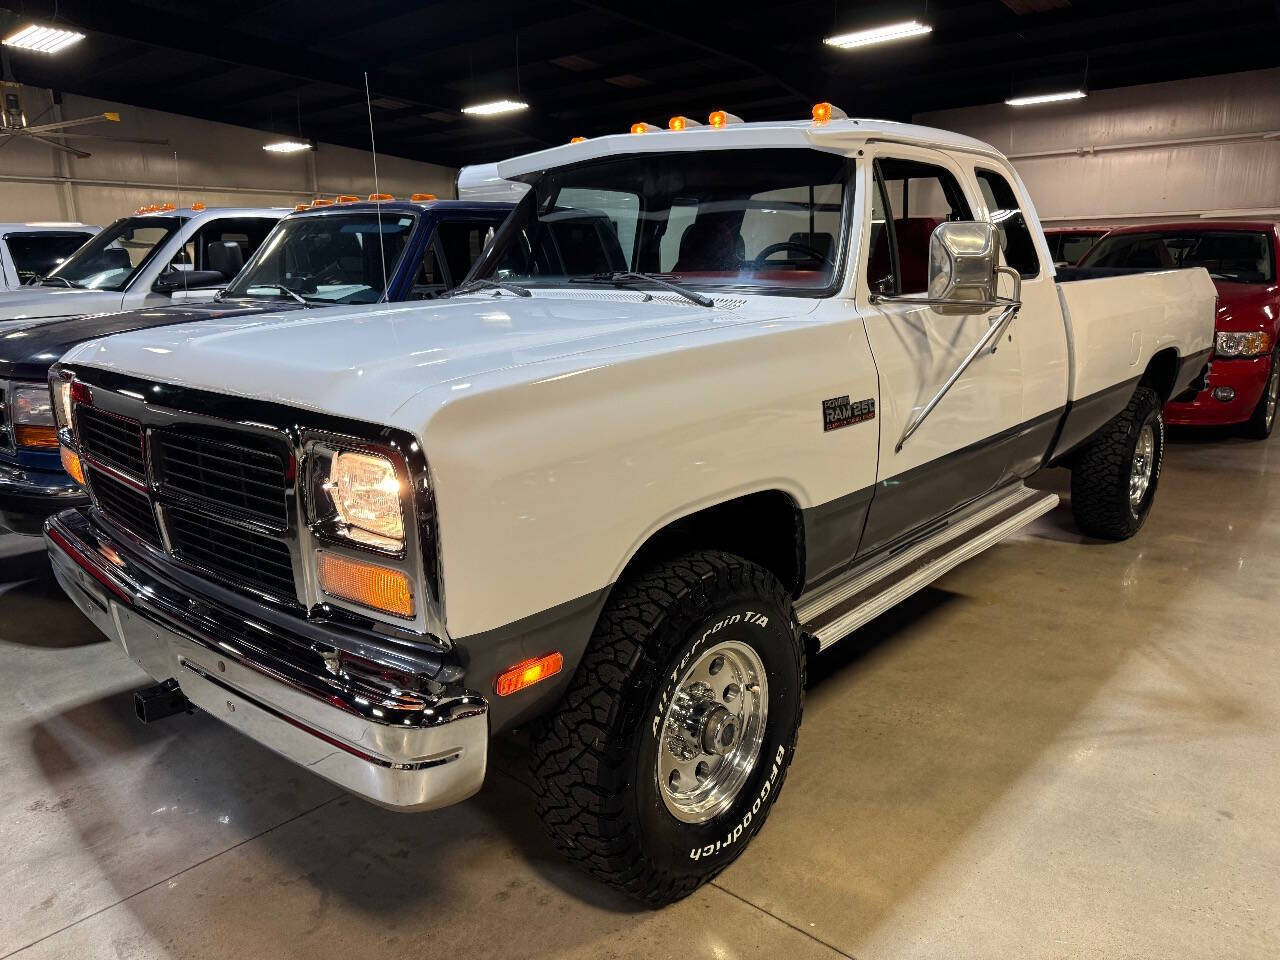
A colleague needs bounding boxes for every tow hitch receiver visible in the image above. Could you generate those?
[134,679,191,723]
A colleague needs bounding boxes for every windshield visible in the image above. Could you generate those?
[46,216,182,291]
[225,211,417,304]
[1080,230,1275,284]
[6,232,94,284]
[473,149,851,294]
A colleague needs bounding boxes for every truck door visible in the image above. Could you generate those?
[857,150,1024,556]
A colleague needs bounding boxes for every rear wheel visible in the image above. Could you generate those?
[1069,385,1165,540]
[530,551,804,905]
[1240,350,1279,440]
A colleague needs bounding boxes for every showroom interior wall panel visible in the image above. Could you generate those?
[916,68,1280,225]
[0,86,457,225]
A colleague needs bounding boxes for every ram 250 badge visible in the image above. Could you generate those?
[43,105,1214,905]
[0,198,512,534]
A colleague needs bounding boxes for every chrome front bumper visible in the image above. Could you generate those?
[45,508,489,812]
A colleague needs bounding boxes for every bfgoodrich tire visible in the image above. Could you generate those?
[1240,349,1279,440]
[1070,385,1165,540]
[530,551,804,905]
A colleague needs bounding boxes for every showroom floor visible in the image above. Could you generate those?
[2,431,1277,960]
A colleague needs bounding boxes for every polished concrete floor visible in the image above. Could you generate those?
[2,431,1278,959]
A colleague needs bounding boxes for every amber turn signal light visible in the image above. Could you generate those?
[316,551,414,619]
[494,652,564,697]
[15,424,58,449]
[60,446,85,486]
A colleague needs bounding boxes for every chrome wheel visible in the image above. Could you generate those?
[1265,364,1279,431]
[657,640,768,824]
[1129,422,1155,511]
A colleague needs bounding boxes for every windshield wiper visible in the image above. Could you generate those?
[445,278,533,298]
[569,271,714,308]
[239,283,310,306]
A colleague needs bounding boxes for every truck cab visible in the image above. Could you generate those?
[0,222,99,290]
[0,197,513,534]
[0,207,286,324]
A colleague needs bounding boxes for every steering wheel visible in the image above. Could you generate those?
[751,240,833,267]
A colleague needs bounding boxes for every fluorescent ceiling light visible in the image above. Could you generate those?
[263,140,313,154]
[461,99,529,116]
[824,20,931,49]
[3,24,85,54]
[1006,90,1087,106]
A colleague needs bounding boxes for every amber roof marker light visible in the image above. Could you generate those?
[668,116,703,131]
[811,102,849,124]
[631,121,660,134]
[708,110,744,128]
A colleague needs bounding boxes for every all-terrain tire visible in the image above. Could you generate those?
[1240,349,1279,440]
[530,550,804,906]
[1069,385,1165,540]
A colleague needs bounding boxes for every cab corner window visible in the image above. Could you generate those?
[975,168,1040,279]
[868,158,973,296]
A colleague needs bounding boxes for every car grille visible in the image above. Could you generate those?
[77,406,147,477]
[165,505,297,600]
[87,467,162,548]
[152,431,288,527]
[0,384,10,452]
[75,398,299,606]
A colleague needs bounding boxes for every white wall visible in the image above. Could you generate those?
[0,86,457,226]
[915,68,1280,226]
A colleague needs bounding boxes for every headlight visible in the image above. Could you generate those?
[1216,331,1271,358]
[325,449,405,549]
[11,384,58,448]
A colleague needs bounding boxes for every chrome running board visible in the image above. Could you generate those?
[797,484,1058,652]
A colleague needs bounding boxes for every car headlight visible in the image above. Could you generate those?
[1216,331,1271,358]
[324,449,405,550]
[11,384,58,449]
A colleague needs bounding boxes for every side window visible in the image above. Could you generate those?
[868,157,972,295]
[172,217,277,278]
[556,187,640,265]
[409,240,448,299]
[975,169,1040,278]
[435,220,501,285]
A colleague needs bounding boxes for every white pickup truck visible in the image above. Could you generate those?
[0,206,285,323]
[44,113,1214,905]
[0,222,99,290]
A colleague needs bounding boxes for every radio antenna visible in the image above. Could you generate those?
[364,71,389,301]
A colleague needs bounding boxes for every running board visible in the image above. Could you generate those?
[797,485,1058,652]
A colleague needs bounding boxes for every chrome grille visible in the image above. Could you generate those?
[164,505,297,600]
[88,468,162,548]
[77,406,146,477]
[152,431,288,527]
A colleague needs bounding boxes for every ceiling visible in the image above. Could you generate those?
[2,0,1279,169]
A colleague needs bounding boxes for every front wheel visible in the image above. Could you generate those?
[530,551,804,905]
[1069,385,1165,540]
[1240,350,1279,440]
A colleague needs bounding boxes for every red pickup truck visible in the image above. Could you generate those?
[1079,221,1280,438]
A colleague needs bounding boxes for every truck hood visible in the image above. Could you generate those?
[0,299,300,382]
[1211,281,1278,334]
[0,286,124,322]
[62,292,793,427]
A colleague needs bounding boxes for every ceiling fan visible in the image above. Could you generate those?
[1,79,168,159]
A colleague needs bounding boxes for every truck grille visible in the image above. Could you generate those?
[165,505,297,600]
[152,431,288,527]
[0,384,10,452]
[78,407,147,477]
[87,468,162,548]
[75,396,299,606]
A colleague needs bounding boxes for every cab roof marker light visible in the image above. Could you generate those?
[708,110,743,128]
[335,194,359,204]
[811,102,848,124]
[569,136,587,143]
[311,198,334,207]
[823,20,932,49]
[369,193,394,201]
[668,116,703,131]
[263,140,313,153]
[631,121,659,134]
[461,99,528,116]
[191,201,205,211]
[295,203,311,211]
[1005,90,1087,106]
[3,25,85,54]
[410,192,437,202]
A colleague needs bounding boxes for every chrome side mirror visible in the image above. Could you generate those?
[928,221,998,313]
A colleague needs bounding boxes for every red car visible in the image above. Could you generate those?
[1078,221,1280,438]
[1044,225,1111,266]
